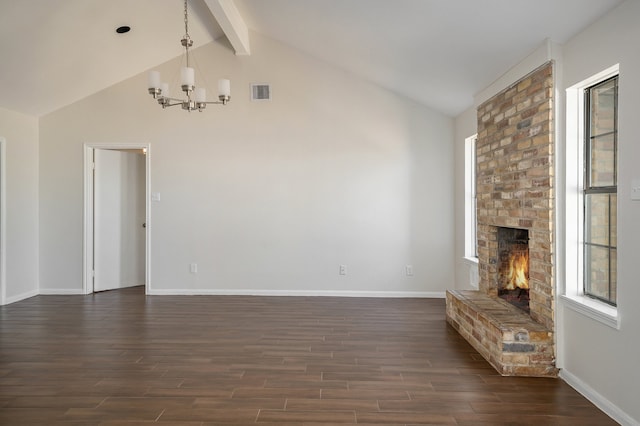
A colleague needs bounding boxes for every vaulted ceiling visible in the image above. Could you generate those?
[0,0,624,117]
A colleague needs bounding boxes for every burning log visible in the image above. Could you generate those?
[504,251,529,290]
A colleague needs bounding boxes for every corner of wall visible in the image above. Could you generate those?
[0,108,40,304]
[474,39,558,109]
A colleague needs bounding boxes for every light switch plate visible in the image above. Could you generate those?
[151,192,161,202]
[339,265,347,276]
[405,265,414,276]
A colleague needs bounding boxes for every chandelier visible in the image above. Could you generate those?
[147,0,230,112]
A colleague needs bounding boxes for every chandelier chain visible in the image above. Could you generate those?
[182,0,191,67]
[184,0,189,38]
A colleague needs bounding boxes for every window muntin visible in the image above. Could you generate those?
[583,75,618,305]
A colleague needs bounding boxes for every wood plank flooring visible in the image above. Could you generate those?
[0,286,616,425]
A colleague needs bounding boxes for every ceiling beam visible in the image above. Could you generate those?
[204,0,250,55]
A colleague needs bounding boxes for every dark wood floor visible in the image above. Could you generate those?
[0,286,616,425]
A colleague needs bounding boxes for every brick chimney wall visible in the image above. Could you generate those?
[476,62,555,330]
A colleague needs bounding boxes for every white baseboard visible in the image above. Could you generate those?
[3,289,39,305]
[560,369,639,426]
[39,288,85,295]
[147,288,446,298]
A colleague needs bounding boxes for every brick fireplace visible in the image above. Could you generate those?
[447,62,557,377]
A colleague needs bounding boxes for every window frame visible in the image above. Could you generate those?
[583,75,618,306]
[562,64,620,329]
[464,134,478,262]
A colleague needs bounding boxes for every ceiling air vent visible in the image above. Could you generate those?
[251,83,271,101]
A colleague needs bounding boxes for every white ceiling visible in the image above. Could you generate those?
[0,0,625,117]
[0,0,224,117]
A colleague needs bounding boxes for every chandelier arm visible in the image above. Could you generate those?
[160,102,184,109]
[163,96,187,103]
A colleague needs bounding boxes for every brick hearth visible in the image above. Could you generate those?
[447,290,557,377]
[447,62,556,377]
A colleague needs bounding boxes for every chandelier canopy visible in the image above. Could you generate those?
[147,0,230,112]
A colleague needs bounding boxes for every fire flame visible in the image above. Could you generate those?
[504,251,529,290]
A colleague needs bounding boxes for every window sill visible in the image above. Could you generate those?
[560,294,619,330]
[462,256,478,265]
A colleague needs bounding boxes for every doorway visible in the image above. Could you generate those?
[83,144,150,294]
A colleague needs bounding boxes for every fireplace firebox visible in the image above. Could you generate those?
[497,227,530,313]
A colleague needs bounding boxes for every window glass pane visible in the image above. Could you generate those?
[590,134,616,187]
[585,244,611,301]
[472,137,477,257]
[610,248,617,302]
[590,79,616,137]
[473,197,477,257]
[610,193,617,247]
[585,193,610,246]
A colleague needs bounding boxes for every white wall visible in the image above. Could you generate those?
[39,33,455,296]
[558,1,640,423]
[0,107,39,303]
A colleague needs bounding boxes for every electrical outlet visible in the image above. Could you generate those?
[339,264,347,276]
[190,263,197,274]
[405,265,414,276]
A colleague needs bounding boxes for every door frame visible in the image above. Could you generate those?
[0,138,6,305]
[83,143,151,295]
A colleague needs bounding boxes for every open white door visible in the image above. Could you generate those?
[93,149,146,292]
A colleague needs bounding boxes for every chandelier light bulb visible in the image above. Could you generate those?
[181,67,195,90]
[195,87,206,103]
[218,79,231,97]
[148,71,161,89]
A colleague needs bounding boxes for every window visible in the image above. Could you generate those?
[563,64,619,328]
[464,134,478,260]
[583,76,618,305]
